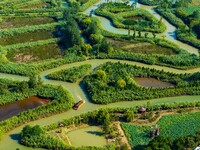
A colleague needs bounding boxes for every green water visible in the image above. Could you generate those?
[67,126,107,147]
[0,0,200,148]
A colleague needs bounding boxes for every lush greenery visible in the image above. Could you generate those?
[47,64,92,82]
[0,77,74,139]
[95,3,166,33]
[145,132,200,150]
[122,111,200,149]
[84,62,200,104]
[156,4,200,50]
[19,102,200,149]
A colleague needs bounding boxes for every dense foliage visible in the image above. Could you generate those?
[95,3,166,33]
[47,64,92,82]
[20,102,200,149]
[156,7,200,50]
[84,62,200,104]
[122,111,200,149]
[0,79,74,139]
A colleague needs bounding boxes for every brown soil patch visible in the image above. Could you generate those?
[123,42,151,49]
[132,108,200,126]
[117,122,132,150]
[13,54,38,62]
[124,15,144,20]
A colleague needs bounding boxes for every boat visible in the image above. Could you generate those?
[73,98,85,110]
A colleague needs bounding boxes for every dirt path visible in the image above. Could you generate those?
[132,109,200,126]
[116,121,132,150]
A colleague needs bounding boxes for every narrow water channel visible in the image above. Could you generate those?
[0,96,50,121]
[0,0,200,149]
[84,0,199,55]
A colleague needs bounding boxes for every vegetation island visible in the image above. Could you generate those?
[0,0,199,149]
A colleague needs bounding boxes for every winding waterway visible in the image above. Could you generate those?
[84,0,199,55]
[0,0,200,149]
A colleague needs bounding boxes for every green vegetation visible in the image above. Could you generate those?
[0,30,57,46]
[7,43,62,62]
[67,0,100,11]
[95,3,166,33]
[0,78,74,139]
[84,62,200,104]
[19,102,200,149]
[155,0,200,49]
[183,6,200,16]
[0,0,200,149]
[145,132,200,150]
[0,17,55,29]
[47,64,92,82]
[122,112,200,149]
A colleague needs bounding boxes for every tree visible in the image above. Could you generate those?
[117,79,126,89]
[89,9,94,17]
[16,81,29,92]
[152,33,156,38]
[20,125,43,139]
[124,110,135,122]
[158,17,163,29]
[86,21,100,35]
[98,109,111,134]
[138,31,141,37]
[96,70,107,81]
[81,17,91,29]
[99,38,113,54]
[82,44,92,56]
[28,76,37,88]
[145,33,148,38]
[89,34,103,45]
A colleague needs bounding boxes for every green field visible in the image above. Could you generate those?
[183,6,200,16]
[108,38,177,55]
[122,111,200,149]
[0,29,57,46]
[0,17,55,29]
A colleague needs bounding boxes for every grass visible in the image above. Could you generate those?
[0,29,57,46]
[107,38,177,55]
[0,17,56,29]
[6,43,62,62]
[122,111,200,149]
[183,6,200,16]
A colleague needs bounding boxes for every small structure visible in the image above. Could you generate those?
[155,124,160,136]
[138,107,146,114]
[150,127,155,138]
[59,123,64,128]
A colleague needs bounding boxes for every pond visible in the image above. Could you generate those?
[67,126,107,147]
[0,96,50,121]
[134,77,174,88]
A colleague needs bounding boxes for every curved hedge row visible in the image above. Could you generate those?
[0,54,86,76]
[84,62,200,104]
[0,21,64,37]
[47,64,92,82]
[95,3,166,33]
[138,0,160,6]
[155,7,200,50]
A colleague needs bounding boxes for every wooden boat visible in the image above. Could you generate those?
[73,99,85,110]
